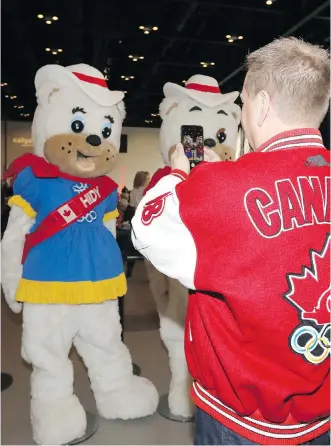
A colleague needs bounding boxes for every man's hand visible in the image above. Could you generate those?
[170,143,190,175]
[204,147,221,163]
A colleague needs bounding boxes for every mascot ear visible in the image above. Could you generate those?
[117,101,126,120]
[226,102,241,126]
[35,81,61,107]
[159,97,178,119]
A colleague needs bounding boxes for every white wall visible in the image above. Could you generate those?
[1,121,163,190]
[111,127,163,190]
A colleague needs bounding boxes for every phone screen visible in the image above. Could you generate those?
[181,125,204,169]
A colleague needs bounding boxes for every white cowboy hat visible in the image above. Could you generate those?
[164,74,239,107]
[35,63,124,107]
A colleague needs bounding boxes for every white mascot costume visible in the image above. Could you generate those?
[145,74,241,418]
[1,64,158,445]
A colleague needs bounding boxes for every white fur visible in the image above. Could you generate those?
[22,301,158,444]
[1,205,34,313]
[146,81,241,417]
[2,65,158,445]
[32,87,125,157]
[159,96,241,164]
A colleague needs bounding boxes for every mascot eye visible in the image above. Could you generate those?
[71,116,85,133]
[101,122,112,139]
[217,128,227,143]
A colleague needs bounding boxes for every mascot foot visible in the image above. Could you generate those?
[96,376,159,420]
[31,395,87,445]
[169,382,195,418]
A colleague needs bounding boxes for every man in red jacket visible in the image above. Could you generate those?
[132,37,330,445]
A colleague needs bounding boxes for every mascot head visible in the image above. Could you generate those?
[159,75,241,165]
[32,64,126,178]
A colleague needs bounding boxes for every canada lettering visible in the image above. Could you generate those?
[244,176,330,238]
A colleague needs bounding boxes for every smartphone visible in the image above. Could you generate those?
[180,125,204,169]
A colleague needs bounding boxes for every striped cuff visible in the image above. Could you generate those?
[171,169,189,181]
[8,195,37,218]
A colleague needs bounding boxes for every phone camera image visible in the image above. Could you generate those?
[181,125,204,169]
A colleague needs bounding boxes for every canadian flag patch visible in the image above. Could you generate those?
[58,205,77,223]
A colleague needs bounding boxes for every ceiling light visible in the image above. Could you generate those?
[228,39,234,43]
[46,20,52,24]
[37,14,44,19]
[201,61,215,68]
[52,16,58,20]
[5,95,8,98]
[238,35,244,40]
[226,34,232,39]
[1,82,8,86]
[211,62,215,66]
[58,48,63,52]
[129,55,133,58]
[182,80,186,83]
[52,51,57,55]
[45,48,51,51]
[133,58,138,62]
[266,0,273,4]
[139,56,144,59]
[152,26,158,31]
[139,26,144,29]
[14,106,18,108]
[124,91,127,94]
[144,30,150,34]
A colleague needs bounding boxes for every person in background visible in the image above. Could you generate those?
[131,37,330,445]
[129,171,150,208]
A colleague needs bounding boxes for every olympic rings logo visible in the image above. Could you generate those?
[291,324,330,364]
[72,183,98,224]
[78,210,97,223]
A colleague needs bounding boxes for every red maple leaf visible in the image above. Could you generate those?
[284,234,330,326]
[63,209,72,217]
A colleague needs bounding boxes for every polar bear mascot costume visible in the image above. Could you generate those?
[144,74,241,418]
[1,64,158,445]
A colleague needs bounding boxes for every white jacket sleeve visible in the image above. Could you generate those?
[131,171,196,289]
[1,205,35,313]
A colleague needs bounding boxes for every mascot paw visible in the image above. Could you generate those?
[31,395,86,445]
[96,376,159,419]
[169,382,195,418]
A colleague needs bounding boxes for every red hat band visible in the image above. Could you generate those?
[72,71,108,88]
[186,82,221,94]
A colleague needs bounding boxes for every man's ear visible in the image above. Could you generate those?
[257,90,270,127]
[225,102,242,126]
[35,81,61,107]
[159,97,178,120]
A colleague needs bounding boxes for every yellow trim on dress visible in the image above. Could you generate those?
[16,273,127,304]
[103,209,119,222]
[8,195,37,218]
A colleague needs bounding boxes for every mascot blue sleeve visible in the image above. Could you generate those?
[103,190,119,222]
[9,167,39,218]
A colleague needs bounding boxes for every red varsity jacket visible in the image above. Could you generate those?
[132,129,330,444]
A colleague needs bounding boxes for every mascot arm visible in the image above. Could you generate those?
[131,170,196,290]
[103,218,116,238]
[1,205,35,313]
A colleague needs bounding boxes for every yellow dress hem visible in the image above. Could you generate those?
[16,273,127,304]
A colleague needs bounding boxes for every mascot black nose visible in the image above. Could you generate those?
[86,134,102,146]
[204,138,216,148]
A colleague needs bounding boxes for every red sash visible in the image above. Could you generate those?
[22,177,114,263]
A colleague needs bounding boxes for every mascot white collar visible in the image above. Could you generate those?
[159,74,241,165]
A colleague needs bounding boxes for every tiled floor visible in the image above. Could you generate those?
[1,262,194,445]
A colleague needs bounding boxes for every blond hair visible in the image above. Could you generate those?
[245,37,330,126]
[133,171,150,188]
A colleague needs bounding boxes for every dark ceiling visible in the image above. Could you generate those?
[1,0,330,127]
